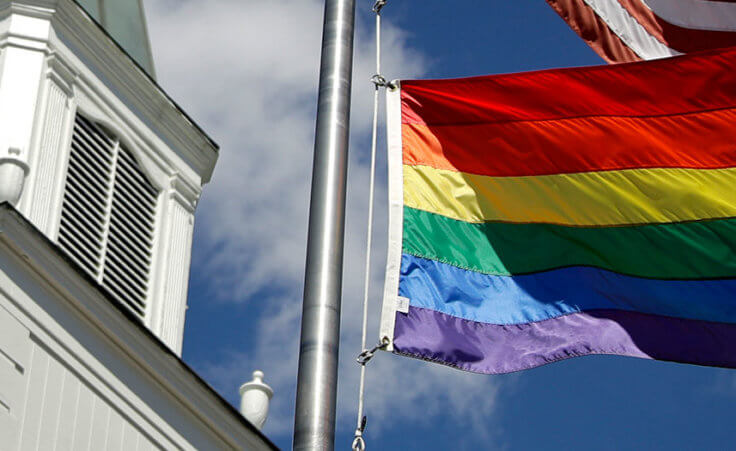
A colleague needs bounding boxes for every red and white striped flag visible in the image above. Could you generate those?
[547,0,736,62]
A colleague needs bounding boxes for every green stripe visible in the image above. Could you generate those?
[403,207,736,279]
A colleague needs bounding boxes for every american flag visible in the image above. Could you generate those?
[547,0,736,62]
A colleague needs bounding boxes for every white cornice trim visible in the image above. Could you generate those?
[0,1,55,21]
[44,51,75,94]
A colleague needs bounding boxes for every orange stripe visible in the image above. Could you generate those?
[403,108,736,176]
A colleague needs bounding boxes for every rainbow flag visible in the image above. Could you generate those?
[380,46,736,374]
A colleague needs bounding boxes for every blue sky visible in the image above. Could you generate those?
[146,2,736,449]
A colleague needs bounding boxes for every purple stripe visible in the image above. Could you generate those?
[393,307,736,374]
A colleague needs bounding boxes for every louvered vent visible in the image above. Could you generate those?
[58,115,158,319]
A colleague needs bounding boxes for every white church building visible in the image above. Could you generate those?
[0,0,275,448]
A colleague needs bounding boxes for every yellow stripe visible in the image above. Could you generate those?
[404,165,736,226]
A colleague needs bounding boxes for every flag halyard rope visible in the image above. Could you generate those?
[352,1,391,450]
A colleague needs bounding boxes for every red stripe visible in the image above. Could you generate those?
[402,109,736,176]
[619,0,736,54]
[546,0,641,63]
[400,46,736,126]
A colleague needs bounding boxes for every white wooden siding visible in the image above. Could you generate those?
[0,230,272,450]
[0,313,159,451]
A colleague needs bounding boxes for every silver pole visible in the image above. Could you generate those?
[293,0,355,449]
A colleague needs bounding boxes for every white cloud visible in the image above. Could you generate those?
[147,0,503,446]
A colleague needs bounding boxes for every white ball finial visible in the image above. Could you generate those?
[239,370,273,430]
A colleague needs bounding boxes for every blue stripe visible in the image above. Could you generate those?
[399,254,736,325]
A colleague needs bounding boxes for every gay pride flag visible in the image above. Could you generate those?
[380,46,736,374]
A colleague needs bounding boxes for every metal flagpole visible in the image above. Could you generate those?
[293,0,355,449]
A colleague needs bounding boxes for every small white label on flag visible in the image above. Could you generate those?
[396,296,410,314]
